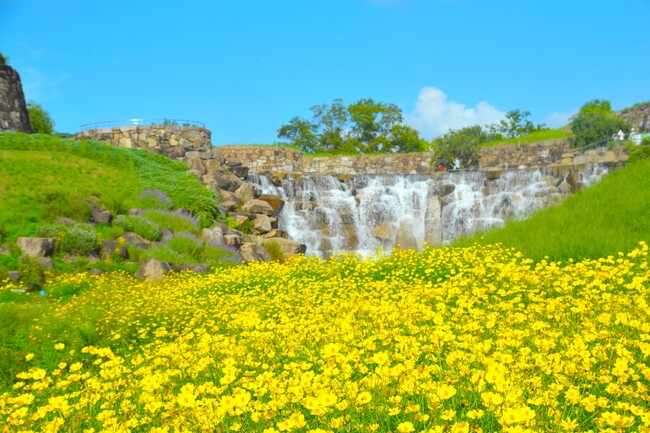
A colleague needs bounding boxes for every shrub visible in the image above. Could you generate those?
[59,224,99,256]
[263,241,286,262]
[37,191,92,222]
[113,215,161,241]
[138,189,173,210]
[141,210,198,235]
[166,234,203,260]
[27,101,55,135]
[202,244,242,264]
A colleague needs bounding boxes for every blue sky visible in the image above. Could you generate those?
[1,0,648,145]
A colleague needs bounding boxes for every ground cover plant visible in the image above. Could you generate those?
[0,132,218,242]
[1,242,649,432]
[453,157,650,263]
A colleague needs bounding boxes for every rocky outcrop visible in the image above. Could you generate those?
[134,259,178,280]
[619,102,650,132]
[0,63,31,133]
[16,237,57,258]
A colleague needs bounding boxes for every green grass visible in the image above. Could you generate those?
[0,132,218,242]
[480,129,570,148]
[453,158,650,262]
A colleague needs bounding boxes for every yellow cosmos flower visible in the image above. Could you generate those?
[397,421,415,433]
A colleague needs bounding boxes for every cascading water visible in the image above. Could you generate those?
[249,165,607,257]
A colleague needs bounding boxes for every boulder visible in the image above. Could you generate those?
[16,237,57,258]
[38,257,55,270]
[266,237,306,255]
[240,243,271,262]
[253,215,276,233]
[235,183,262,203]
[201,227,225,246]
[8,271,21,283]
[214,172,243,192]
[261,229,290,239]
[102,240,128,260]
[424,194,443,247]
[88,269,104,276]
[87,199,113,224]
[121,232,151,249]
[134,259,177,281]
[242,199,275,216]
[180,263,211,274]
[258,195,285,216]
[223,233,242,247]
[161,228,175,242]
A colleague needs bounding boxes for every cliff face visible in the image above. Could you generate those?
[0,63,32,133]
[620,102,650,132]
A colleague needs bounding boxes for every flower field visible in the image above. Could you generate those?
[1,242,649,433]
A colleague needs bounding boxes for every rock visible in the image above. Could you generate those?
[102,240,127,259]
[201,227,225,246]
[180,263,211,274]
[242,199,275,216]
[235,183,262,203]
[566,172,580,186]
[120,232,151,249]
[210,172,243,192]
[87,199,113,224]
[253,215,276,233]
[485,168,503,180]
[16,237,57,257]
[38,257,55,270]
[128,208,143,216]
[240,243,271,262]
[223,233,242,247]
[229,165,250,179]
[266,237,306,255]
[55,217,78,226]
[88,269,104,276]
[261,229,290,239]
[232,214,249,225]
[257,195,285,216]
[185,155,206,173]
[8,271,21,283]
[134,259,177,281]
[161,228,175,242]
[218,200,237,214]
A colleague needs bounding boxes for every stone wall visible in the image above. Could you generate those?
[75,125,212,161]
[216,146,303,172]
[479,139,570,169]
[620,102,650,132]
[302,152,436,175]
[0,63,31,133]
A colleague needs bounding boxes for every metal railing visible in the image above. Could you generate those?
[79,118,206,132]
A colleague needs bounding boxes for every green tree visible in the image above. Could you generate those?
[488,109,547,140]
[0,52,7,64]
[278,98,426,154]
[569,99,631,148]
[347,98,403,153]
[27,101,55,135]
[432,125,493,168]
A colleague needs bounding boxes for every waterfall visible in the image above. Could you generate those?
[249,165,607,257]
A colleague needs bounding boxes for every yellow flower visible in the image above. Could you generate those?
[54,343,65,351]
[356,391,372,405]
[25,353,34,362]
[397,421,415,433]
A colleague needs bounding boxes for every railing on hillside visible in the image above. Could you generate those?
[571,136,616,154]
[78,118,206,132]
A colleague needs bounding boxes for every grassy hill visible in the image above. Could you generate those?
[0,132,218,242]
[453,156,650,262]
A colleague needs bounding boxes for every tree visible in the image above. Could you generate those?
[487,109,547,140]
[277,98,426,154]
[569,99,631,148]
[0,52,7,64]
[27,100,55,135]
[432,125,493,168]
[347,98,403,153]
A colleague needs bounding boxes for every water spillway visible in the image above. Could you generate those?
[249,166,607,258]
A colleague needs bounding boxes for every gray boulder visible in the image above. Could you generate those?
[202,227,225,246]
[240,243,271,262]
[266,237,307,255]
[253,215,276,233]
[242,199,274,216]
[180,263,211,274]
[134,259,177,281]
[16,237,57,257]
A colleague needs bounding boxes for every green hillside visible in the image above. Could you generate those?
[453,157,650,262]
[0,132,218,242]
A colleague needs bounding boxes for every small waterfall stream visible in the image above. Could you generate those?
[250,165,607,257]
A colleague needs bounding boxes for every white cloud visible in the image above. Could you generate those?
[544,111,575,129]
[405,87,506,139]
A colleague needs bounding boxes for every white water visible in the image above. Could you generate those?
[250,165,607,257]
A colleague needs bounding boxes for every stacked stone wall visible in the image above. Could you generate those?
[75,125,212,160]
[0,64,31,133]
[216,146,303,172]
